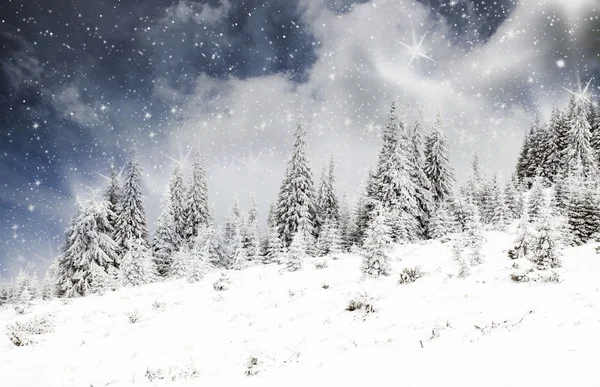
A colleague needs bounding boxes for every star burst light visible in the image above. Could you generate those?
[393,30,436,68]
[561,76,594,104]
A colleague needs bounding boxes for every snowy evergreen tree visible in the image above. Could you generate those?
[169,164,187,242]
[462,200,486,266]
[11,264,39,304]
[428,200,456,239]
[508,208,533,260]
[184,153,210,242]
[120,238,155,287]
[151,188,179,277]
[58,199,119,297]
[372,109,419,242]
[409,110,434,238]
[114,148,148,261]
[286,231,306,272]
[265,224,284,264]
[315,218,342,258]
[337,193,353,251]
[424,111,454,204]
[531,207,562,270]
[361,203,391,278]
[528,177,546,222]
[41,259,60,300]
[353,171,376,245]
[316,157,339,231]
[169,245,191,279]
[276,122,318,246]
[490,177,510,230]
[504,178,522,219]
[515,127,533,184]
[563,94,598,177]
[105,163,121,239]
[243,196,261,260]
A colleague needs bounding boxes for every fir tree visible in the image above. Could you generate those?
[120,238,155,287]
[531,207,562,270]
[243,196,261,260]
[361,203,391,278]
[276,122,317,246]
[528,177,545,222]
[184,153,210,242]
[489,176,509,230]
[424,111,454,203]
[463,200,486,266]
[265,224,284,264]
[508,208,533,260]
[58,199,119,297]
[114,147,148,261]
[337,193,353,251]
[169,164,186,242]
[504,178,522,219]
[563,94,598,177]
[169,245,191,279]
[105,163,121,239]
[409,110,434,238]
[428,200,456,239]
[286,232,306,272]
[151,188,179,277]
[315,218,342,258]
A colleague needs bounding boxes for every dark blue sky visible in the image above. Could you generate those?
[1,0,597,277]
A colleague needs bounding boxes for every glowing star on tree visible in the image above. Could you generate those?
[560,76,594,104]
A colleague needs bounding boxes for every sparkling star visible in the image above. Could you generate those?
[28,205,35,212]
[32,122,40,129]
[170,107,177,114]
[149,132,156,139]
[144,112,152,119]
[100,104,108,112]
[393,30,436,67]
[34,179,41,187]
[556,59,566,68]
[561,77,594,104]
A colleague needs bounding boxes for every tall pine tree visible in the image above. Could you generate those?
[424,111,454,204]
[184,153,210,242]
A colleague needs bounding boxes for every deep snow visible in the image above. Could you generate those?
[2,229,600,386]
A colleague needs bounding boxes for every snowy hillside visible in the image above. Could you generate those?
[2,229,599,387]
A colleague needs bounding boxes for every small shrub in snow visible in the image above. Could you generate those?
[398,266,425,284]
[152,301,166,310]
[146,364,199,382]
[6,314,54,346]
[213,273,230,291]
[345,293,376,314]
[321,283,330,290]
[314,259,329,270]
[244,356,260,376]
[510,271,531,283]
[125,309,141,324]
[14,304,28,315]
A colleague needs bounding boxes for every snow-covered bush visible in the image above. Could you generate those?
[314,259,329,270]
[244,356,260,376]
[345,292,376,314]
[398,266,425,284]
[213,273,230,291]
[6,314,54,346]
[146,364,200,382]
[125,309,141,324]
[152,300,166,310]
[321,282,330,290]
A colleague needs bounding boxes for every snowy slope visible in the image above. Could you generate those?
[1,230,600,387]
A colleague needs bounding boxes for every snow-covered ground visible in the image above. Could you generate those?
[2,230,600,386]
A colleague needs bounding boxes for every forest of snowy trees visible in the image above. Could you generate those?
[1,95,599,305]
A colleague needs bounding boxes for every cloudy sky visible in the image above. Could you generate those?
[1,0,599,276]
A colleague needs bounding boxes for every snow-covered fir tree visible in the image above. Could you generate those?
[337,193,353,251]
[151,188,179,277]
[286,231,306,272]
[114,148,149,261]
[276,122,318,246]
[504,177,522,219]
[531,207,562,270]
[460,199,486,266]
[243,196,261,260]
[265,224,284,264]
[41,259,60,300]
[120,238,155,286]
[428,200,456,239]
[372,107,419,242]
[11,264,39,304]
[409,110,434,238]
[563,94,598,177]
[169,163,187,242]
[223,198,247,268]
[508,208,533,260]
[361,203,391,278]
[528,177,546,222]
[316,156,339,231]
[184,152,210,242]
[489,176,510,230]
[424,111,454,204]
[169,245,191,279]
[105,163,121,239]
[315,218,342,258]
[58,198,120,297]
